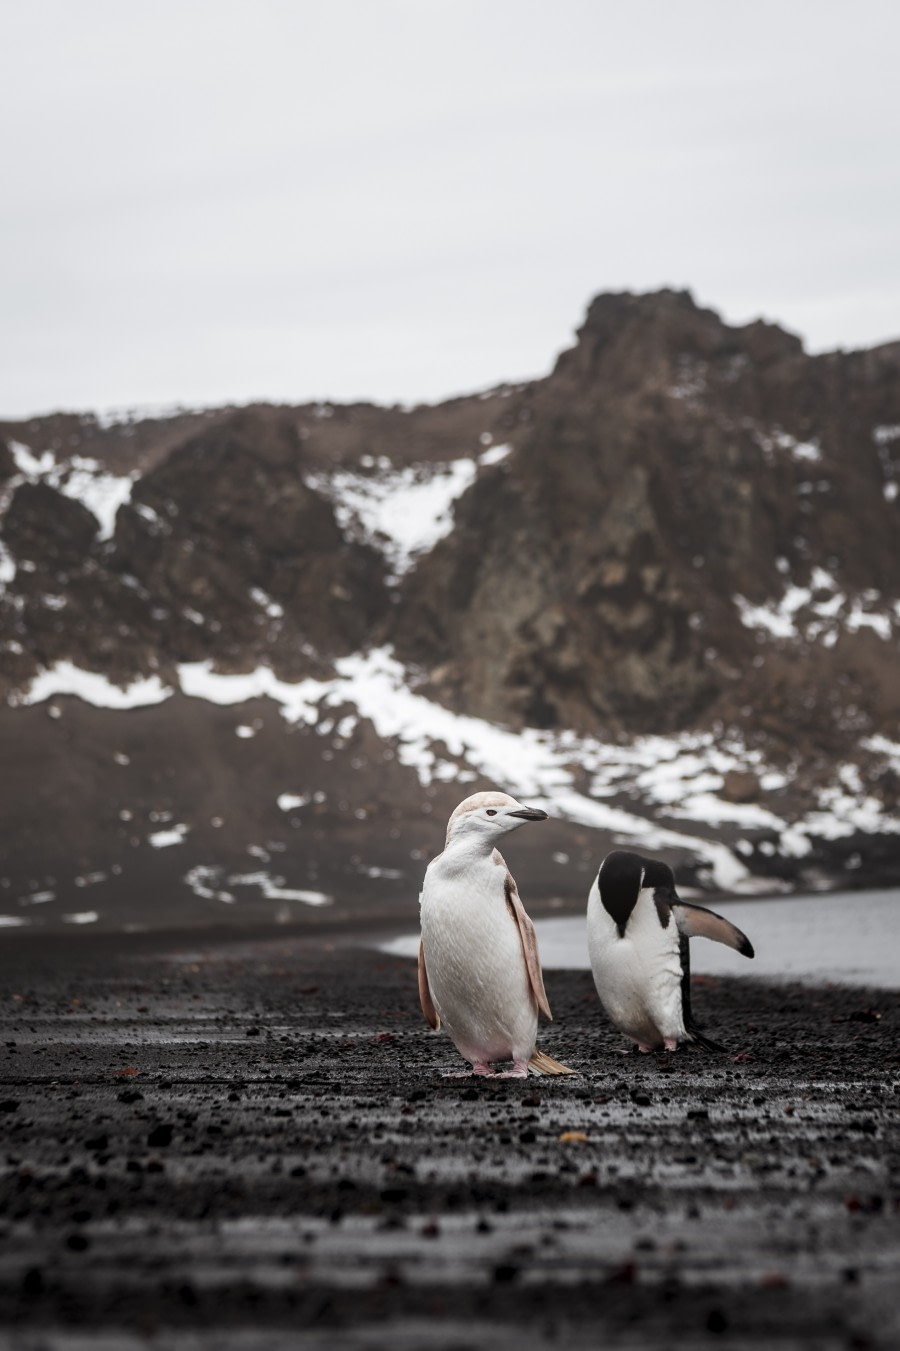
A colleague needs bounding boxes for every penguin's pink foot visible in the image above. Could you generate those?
[637,1044,654,1054]
[440,1061,494,1077]
[663,1037,679,1052]
[492,1060,529,1079]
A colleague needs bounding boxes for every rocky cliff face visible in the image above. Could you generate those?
[0,410,392,692]
[1,291,898,931]
[395,291,900,749]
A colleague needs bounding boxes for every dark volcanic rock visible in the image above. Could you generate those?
[5,479,98,559]
[720,769,761,803]
[0,935,897,1350]
[0,438,16,480]
[1,410,392,693]
[114,410,390,676]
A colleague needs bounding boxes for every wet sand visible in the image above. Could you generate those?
[0,927,898,1350]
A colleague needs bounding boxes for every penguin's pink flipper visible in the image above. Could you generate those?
[418,939,440,1030]
[503,869,553,1021]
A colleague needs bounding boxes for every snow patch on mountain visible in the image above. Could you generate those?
[756,428,823,463]
[225,872,331,906]
[6,441,137,541]
[149,824,189,848]
[305,447,510,578]
[16,662,171,709]
[735,567,899,645]
[94,403,207,430]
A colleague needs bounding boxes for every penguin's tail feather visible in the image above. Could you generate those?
[528,1049,576,1076]
[680,935,727,1053]
[686,1026,727,1053]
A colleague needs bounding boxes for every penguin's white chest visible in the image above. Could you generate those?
[587,884,685,1046]
[420,850,537,1063]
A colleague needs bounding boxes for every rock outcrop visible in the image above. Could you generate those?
[395,291,900,749]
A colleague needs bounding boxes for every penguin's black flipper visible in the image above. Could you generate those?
[679,934,727,1053]
[673,901,754,958]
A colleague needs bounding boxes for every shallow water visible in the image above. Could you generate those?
[380,887,900,988]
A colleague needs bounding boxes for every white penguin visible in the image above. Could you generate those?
[418,790,573,1077]
[587,849,754,1052]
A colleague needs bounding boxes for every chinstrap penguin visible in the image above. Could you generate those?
[418,790,574,1077]
[587,849,754,1052]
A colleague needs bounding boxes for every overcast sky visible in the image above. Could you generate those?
[2,0,899,418]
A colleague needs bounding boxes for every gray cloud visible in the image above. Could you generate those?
[2,0,899,416]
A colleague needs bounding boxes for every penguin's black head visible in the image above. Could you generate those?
[597,850,676,936]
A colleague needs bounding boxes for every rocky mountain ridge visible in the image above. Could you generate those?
[1,290,898,931]
[397,292,900,738]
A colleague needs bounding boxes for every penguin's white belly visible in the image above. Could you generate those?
[587,887,685,1047]
[420,861,537,1064]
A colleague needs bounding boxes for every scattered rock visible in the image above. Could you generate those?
[721,770,761,804]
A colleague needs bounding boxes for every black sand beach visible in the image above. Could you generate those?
[0,927,897,1350]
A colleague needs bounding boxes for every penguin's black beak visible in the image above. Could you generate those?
[507,806,549,821]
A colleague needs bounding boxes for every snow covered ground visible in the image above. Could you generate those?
[14,645,900,895]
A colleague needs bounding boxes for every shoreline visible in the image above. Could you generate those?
[1,873,896,947]
[4,881,897,998]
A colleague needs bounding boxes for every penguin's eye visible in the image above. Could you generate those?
[486,809,497,816]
